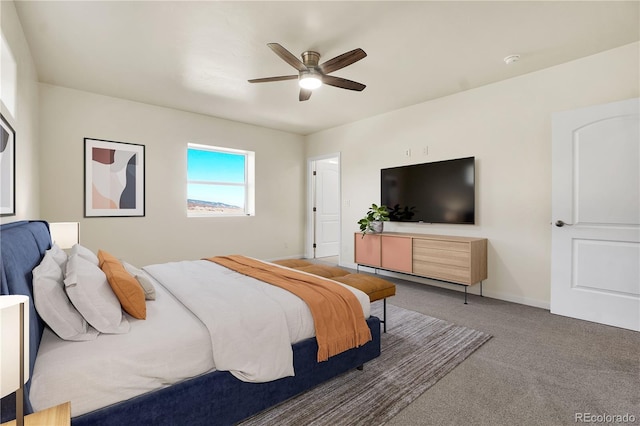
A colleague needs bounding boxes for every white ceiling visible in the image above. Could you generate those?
[14,1,640,135]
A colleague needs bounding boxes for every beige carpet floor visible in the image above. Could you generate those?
[240,304,491,425]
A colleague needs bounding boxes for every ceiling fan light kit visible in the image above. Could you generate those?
[299,69,323,90]
[248,43,367,101]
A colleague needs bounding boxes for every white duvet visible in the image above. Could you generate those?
[30,259,370,417]
[145,260,370,382]
[30,276,214,417]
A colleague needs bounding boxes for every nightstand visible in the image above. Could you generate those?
[1,402,70,426]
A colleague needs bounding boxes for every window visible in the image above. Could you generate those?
[187,144,255,217]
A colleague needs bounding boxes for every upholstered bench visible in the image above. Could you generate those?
[296,264,350,278]
[272,259,396,332]
[272,260,348,278]
[332,274,396,332]
[272,259,314,268]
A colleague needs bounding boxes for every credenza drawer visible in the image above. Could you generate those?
[413,247,470,268]
[413,238,469,252]
[413,261,470,284]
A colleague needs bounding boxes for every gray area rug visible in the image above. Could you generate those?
[240,304,492,426]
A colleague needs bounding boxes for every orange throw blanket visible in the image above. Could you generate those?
[206,255,372,362]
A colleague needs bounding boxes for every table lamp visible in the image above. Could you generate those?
[0,295,30,426]
[49,222,80,249]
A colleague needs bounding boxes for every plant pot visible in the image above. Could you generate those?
[370,221,384,233]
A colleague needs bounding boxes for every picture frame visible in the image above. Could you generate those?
[84,138,145,217]
[0,113,15,216]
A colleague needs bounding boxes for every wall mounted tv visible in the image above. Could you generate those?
[381,156,475,224]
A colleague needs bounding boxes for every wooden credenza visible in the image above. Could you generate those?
[354,232,487,302]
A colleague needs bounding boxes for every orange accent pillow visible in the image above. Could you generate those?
[98,250,146,320]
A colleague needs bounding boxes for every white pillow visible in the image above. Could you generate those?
[122,261,156,300]
[64,253,130,334]
[33,252,99,341]
[70,243,99,265]
[47,244,68,269]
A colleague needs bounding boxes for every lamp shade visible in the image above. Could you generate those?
[50,222,80,249]
[0,295,29,398]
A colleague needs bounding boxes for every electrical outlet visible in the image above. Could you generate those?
[423,146,429,156]
[405,149,411,157]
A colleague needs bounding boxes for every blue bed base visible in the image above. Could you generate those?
[0,220,381,425]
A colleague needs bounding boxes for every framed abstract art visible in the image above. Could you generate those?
[0,113,15,216]
[84,138,145,217]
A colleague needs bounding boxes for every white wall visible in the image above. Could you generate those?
[0,0,40,223]
[306,42,640,308]
[39,84,306,266]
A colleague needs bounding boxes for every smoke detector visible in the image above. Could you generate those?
[504,54,520,65]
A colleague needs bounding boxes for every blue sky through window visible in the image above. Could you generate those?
[187,149,245,183]
[187,148,246,208]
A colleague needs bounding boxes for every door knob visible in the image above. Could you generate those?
[555,220,573,227]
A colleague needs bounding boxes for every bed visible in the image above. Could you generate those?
[0,220,381,425]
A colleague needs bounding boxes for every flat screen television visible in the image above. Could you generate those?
[381,156,475,224]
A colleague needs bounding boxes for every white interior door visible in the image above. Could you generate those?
[551,98,640,331]
[314,157,340,258]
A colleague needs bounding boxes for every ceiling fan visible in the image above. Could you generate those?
[248,43,367,101]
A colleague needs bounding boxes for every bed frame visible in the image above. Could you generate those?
[0,220,381,425]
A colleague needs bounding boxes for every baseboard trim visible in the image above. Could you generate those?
[341,261,550,310]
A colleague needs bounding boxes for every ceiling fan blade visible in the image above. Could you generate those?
[319,48,367,74]
[268,43,308,72]
[322,75,366,91]
[299,88,312,101]
[248,75,298,83]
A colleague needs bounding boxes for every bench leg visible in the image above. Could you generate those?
[382,298,387,333]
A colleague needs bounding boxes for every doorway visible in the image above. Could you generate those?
[307,154,341,262]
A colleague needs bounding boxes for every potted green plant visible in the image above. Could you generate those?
[358,203,390,236]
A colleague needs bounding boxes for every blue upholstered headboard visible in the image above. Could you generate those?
[0,220,51,421]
